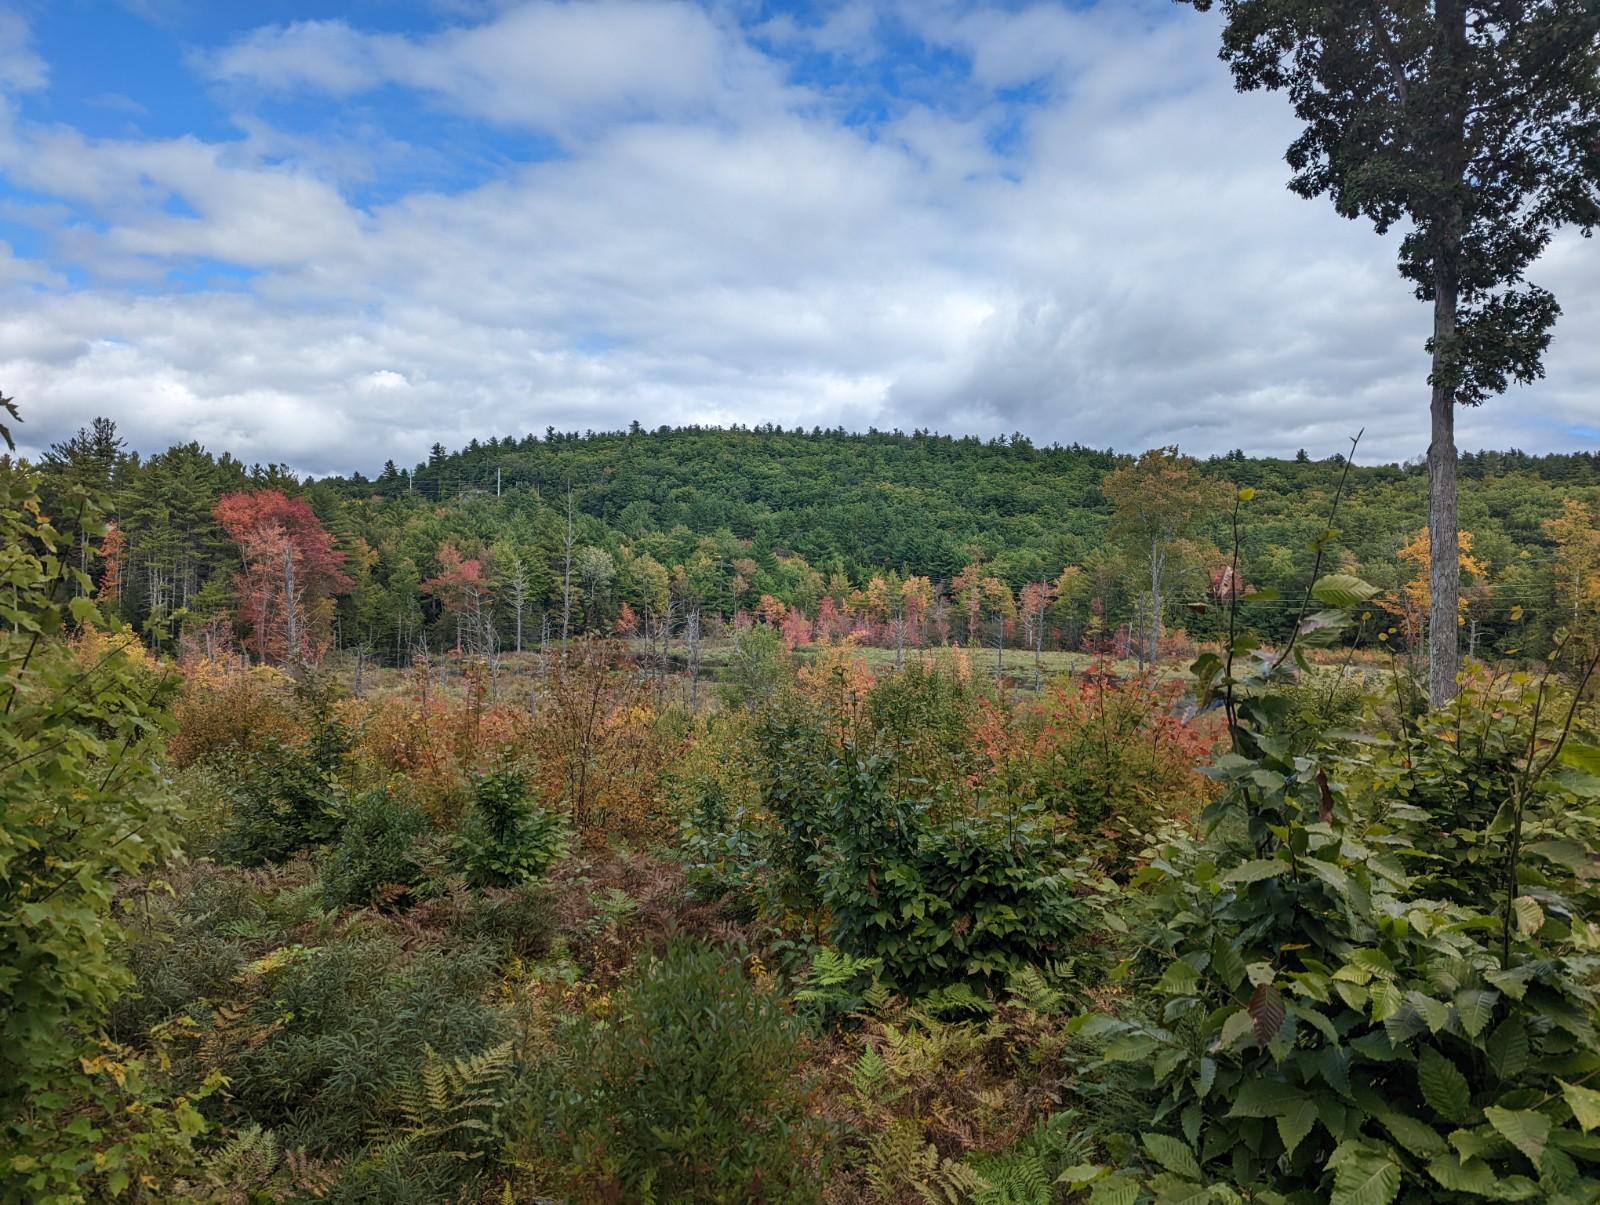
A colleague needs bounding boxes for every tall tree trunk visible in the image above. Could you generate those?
[1148,542,1165,666]
[1426,0,1466,709]
[1427,310,1460,707]
[561,491,575,660]
[281,546,300,666]
[687,606,701,710]
[1034,619,1043,693]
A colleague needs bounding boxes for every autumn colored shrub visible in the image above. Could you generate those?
[976,667,1221,863]
[795,638,877,739]
[525,638,672,840]
[167,663,302,770]
[345,662,521,821]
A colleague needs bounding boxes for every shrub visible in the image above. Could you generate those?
[820,749,1090,994]
[167,665,302,771]
[671,718,771,909]
[321,791,430,909]
[532,938,820,1202]
[1069,595,1600,1202]
[459,770,570,888]
[525,637,670,838]
[212,674,354,867]
[0,469,210,1202]
[110,875,255,1040]
[217,741,344,866]
[862,656,991,793]
[719,624,792,710]
[343,665,523,822]
[458,881,557,960]
[975,667,1220,865]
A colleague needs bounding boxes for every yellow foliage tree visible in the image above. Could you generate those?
[1389,526,1487,648]
[1544,500,1600,633]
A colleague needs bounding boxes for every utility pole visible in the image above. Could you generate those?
[496,467,501,497]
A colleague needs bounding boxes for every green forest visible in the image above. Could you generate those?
[7,0,1600,1202]
[7,398,1600,1203]
[36,418,1600,672]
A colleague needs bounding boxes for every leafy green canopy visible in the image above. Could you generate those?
[1183,0,1600,402]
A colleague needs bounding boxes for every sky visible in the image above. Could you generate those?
[1,0,1597,477]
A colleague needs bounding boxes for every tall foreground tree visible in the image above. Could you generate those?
[1182,0,1600,704]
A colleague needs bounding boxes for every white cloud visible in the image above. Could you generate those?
[3,0,1597,476]
[0,9,46,93]
[201,2,802,136]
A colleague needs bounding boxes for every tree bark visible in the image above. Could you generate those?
[1424,0,1469,708]
[1149,540,1166,666]
[1427,270,1461,707]
[281,543,300,667]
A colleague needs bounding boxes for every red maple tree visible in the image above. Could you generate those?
[215,490,352,665]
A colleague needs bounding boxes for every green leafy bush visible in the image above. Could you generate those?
[219,741,344,866]
[819,747,1089,995]
[532,938,820,1202]
[459,770,569,888]
[862,658,989,791]
[321,791,430,908]
[0,468,206,1201]
[678,775,771,911]
[1071,585,1600,1202]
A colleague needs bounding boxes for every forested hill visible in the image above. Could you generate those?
[32,419,1600,663]
[336,424,1600,583]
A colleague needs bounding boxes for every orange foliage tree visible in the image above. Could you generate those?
[973,666,1222,865]
[526,638,671,839]
[423,542,490,654]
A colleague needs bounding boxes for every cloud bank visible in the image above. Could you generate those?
[1,0,1595,475]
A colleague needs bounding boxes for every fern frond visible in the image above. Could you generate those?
[850,1046,889,1102]
[1005,966,1066,1016]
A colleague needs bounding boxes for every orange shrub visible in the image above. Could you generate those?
[167,663,303,770]
[795,638,876,744]
[974,664,1223,864]
[521,639,674,841]
[344,659,521,822]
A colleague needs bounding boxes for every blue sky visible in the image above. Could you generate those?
[2,0,1597,475]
